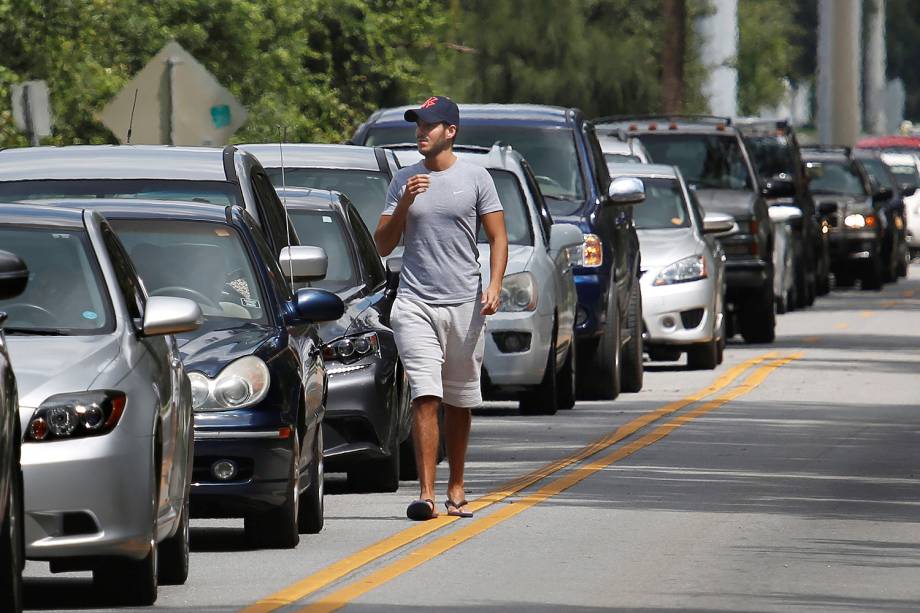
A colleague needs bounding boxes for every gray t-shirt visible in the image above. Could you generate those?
[382,159,503,304]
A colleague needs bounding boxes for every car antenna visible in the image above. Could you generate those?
[125,89,139,145]
[278,125,295,289]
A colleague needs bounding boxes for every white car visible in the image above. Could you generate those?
[608,163,728,369]
[392,145,583,415]
[769,205,803,313]
[596,129,650,164]
[880,152,920,255]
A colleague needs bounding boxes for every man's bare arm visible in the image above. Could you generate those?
[374,174,429,256]
[480,211,508,315]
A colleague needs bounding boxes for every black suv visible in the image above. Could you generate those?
[737,119,831,300]
[353,104,644,400]
[853,149,912,280]
[598,116,776,343]
[800,146,887,289]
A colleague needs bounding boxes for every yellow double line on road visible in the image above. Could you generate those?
[241,351,795,613]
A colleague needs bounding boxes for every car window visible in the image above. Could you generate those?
[521,160,552,244]
[477,169,533,246]
[287,209,360,292]
[605,153,643,164]
[807,160,868,197]
[345,202,386,289]
[640,133,754,190]
[265,167,390,232]
[0,226,114,335]
[0,179,242,205]
[250,170,294,255]
[859,158,897,191]
[100,223,146,324]
[887,164,920,188]
[744,135,797,179]
[110,219,269,324]
[631,177,691,230]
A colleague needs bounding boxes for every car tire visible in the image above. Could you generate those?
[776,292,787,315]
[740,283,776,344]
[298,428,324,534]
[157,492,190,585]
[862,252,884,291]
[348,442,400,493]
[687,339,718,370]
[245,434,300,549]
[520,321,559,415]
[577,287,622,400]
[0,457,23,613]
[95,534,158,606]
[620,284,643,393]
[556,334,577,411]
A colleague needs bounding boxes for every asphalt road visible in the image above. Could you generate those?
[24,264,920,612]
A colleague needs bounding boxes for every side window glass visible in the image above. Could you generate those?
[521,161,553,244]
[247,219,293,303]
[584,123,610,192]
[250,170,294,255]
[100,223,145,323]
[688,190,705,230]
[347,202,386,289]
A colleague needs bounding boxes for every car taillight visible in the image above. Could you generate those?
[27,391,126,442]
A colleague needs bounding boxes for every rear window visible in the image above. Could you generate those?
[641,133,754,191]
[745,135,796,179]
[630,177,691,230]
[477,170,532,246]
[0,179,242,205]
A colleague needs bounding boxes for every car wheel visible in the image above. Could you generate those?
[0,453,23,613]
[157,492,190,585]
[687,339,718,370]
[95,529,158,605]
[897,246,910,277]
[298,428,324,534]
[740,283,776,344]
[620,284,643,393]
[348,442,400,493]
[556,332,577,411]
[577,286,622,400]
[862,252,884,291]
[520,320,559,415]
[245,433,300,549]
[776,292,787,315]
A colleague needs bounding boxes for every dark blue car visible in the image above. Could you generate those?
[353,104,644,400]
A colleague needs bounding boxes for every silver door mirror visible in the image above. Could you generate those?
[768,205,803,224]
[279,246,328,282]
[142,296,202,337]
[607,177,646,205]
[549,223,584,251]
[702,212,738,235]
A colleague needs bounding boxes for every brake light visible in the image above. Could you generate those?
[669,123,678,130]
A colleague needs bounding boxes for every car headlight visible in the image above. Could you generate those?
[653,255,707,286]
[582,234,603,267]
[26,390,126,442]
[322,332,379,363]
[844,213,876,229]
[500,272,537,312]
[189,356,271,411]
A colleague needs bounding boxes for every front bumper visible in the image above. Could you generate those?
[23,431,154,562]
[573,272,606,339]
[641,276,717,346]
[481,310,554,395]
[828,230,879,267]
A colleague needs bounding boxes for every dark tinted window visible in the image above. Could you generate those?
[287,210,359,292]
[641,134,754,190]
[887,164,920,188]
[744,136,796,178]
[521,160,553,244]
[859,158,897,191]
[807,160,867,196]
[0,179,241,205]
[478,170,532,246]
[345,202,386,289]
[251,171,294,254]
[630,177,691,230]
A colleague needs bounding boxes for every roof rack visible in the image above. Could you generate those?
[592,114,733,127]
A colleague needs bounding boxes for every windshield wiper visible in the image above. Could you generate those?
[3,326,69,336]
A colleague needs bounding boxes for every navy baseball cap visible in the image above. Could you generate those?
[404,96,460,126]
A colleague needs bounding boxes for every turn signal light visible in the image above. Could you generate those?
[865,214,877,228]
[582,234,603,267]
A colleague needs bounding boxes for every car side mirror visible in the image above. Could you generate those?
[762,177,796,199]
[385,257,402,293]
[702,212,737,235]
[0,251,28,301]
[607,177,645,205]
[279,246,328,282]
[292,288,345,323]
[141,296,202,337]
[768,205,803,224]
[817,201,838,216]
[900,184,917,198]
[549,223,584,251]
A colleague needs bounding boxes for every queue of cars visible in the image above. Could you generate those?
[0,104,912,608]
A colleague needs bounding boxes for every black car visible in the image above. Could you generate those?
[0,251,27,612]
[354,104,644,400]
[801,146,887,290]
[600,115,776,343]
[737,118,831,301]
[854,150,912,280]
[34,199,345,548]
[276,186,413,492]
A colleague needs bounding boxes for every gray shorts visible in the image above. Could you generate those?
[390,296,486,408]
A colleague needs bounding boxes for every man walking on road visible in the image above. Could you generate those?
[374,96,508,520]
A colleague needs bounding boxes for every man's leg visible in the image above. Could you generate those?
[443,403,472,504]
[412,395,441,509]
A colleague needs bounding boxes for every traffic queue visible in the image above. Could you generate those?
[0,105,914,609]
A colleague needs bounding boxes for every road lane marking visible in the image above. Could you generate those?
[860,310,874,318]
[903,290,915,298]
[300,353,802,613]
[238,352,776,613]
[834,322,849,330]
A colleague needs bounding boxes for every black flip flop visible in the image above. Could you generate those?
[444,499,473,518]
[406,499,436,521]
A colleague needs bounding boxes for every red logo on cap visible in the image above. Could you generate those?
[421,97,439,109]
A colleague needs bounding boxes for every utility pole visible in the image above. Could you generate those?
[817,0,862,145]
[661,0,686,113]
[864,0,887,135]
[696,0,738,118]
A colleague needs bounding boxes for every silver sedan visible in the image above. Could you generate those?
[0,204,202,606]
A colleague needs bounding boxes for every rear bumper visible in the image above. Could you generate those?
[573,272,606,339]
[724,258,770,292]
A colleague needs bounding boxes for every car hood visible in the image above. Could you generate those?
[5,335,121,409]
[478,244,533,283]
[175,322,278,377]
[693,188,758,219]
[637,228,700,269]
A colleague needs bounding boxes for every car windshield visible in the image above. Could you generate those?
[807,160,867,196]
[366,125,585,206]
[605,153,642,164]
[859,158,897,191]
[265,168,389,231]
[745,135,796,178]
[286,210,359,292]
[630,177,691,230]
[0,179,242,205]
[477,169,532,246]
[887,164,920,188]
[0,227,113,335]
[109,219,268,323]
[640,133,754,190]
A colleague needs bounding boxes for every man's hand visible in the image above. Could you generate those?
[480,284,501,316]
[400,174,430,207]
